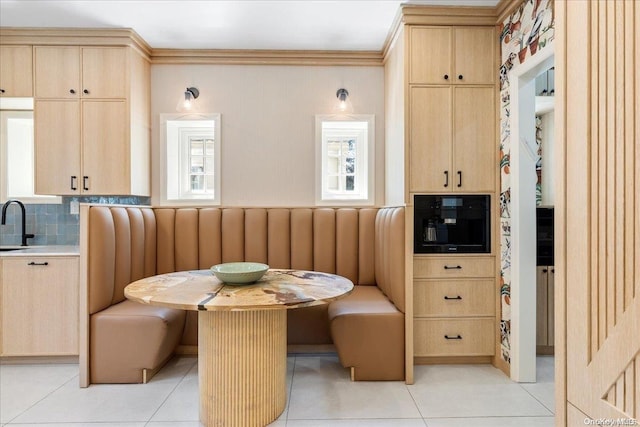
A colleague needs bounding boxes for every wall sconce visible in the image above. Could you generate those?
[334,88,353,114]
[177,87,200,112]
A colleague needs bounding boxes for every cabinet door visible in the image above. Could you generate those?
[0,46,33,97]
[536,266,549,346]
[1,257,79,356]
[410,27,452,84]
[34,46,80,99]
[34,100,81,195]
[410,86,452,192]
[453,86,495,192]
[81,47,128,98]
[82,100,129,194]
[454,27,496,85]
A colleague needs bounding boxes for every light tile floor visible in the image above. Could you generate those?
[0,355,555,426]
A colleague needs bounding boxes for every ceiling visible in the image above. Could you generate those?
[0,0,499,51]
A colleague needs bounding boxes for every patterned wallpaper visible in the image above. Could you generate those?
[498,0,555,364]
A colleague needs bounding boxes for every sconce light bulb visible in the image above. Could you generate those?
[339,100,347,111]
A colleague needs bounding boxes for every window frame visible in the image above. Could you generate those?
[315,114,375,206]
[160,113,221,206]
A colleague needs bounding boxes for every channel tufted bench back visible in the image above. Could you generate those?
[81,205,406,384]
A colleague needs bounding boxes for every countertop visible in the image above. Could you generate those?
[0,245,80,257]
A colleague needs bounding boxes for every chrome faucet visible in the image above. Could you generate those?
[1,199,35,246]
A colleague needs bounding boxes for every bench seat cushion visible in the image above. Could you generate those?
[328,285,404,380]
[90,300,186,383]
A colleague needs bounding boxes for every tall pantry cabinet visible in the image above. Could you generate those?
[33,44,150,196]
[384,6,499,377]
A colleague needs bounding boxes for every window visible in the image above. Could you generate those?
[0,103,60,204]
[160,114,221,205]
[315,115,374,205]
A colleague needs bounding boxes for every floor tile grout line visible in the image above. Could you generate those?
[518,382,556,415]
[2,369,79,425]
[406,381,429,421]
[144,357,199,427]
[283,355,298,426]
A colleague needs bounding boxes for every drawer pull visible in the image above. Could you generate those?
[28,262,49,266]
[444,265,462,270]
[444,334,462,340]
[444,295,462,300]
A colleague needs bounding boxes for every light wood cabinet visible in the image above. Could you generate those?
[413,255,495,359]
[0,45,33,97]
[410,26,495,85]
[0,256,79,356]
[536,265,554,354]
[34,46,126,99]
[33,45,150,196]
[409,85,495,193]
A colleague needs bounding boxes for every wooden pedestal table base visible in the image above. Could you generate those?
[198,309,286,427]
[124,269,353,427]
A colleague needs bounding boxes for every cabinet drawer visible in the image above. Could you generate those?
[413,256,494,278]
[414,280,495,317]
[414,318,495,357]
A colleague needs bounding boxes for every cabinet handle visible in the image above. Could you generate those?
[444,295,462,300]
[70,176,77,191]
[444,74,449,80]
[83,176,89,191]
[0,89,5,93]
[444,171,449,187]
[83,89,89,94]
[542,268,548,273]
[458,75,463,80]
[69,89,76,94]
[28,261,49,266]
[457,171,462,187]
[444,334,462,340]
[444,265,462,270]
[551,268,555,274]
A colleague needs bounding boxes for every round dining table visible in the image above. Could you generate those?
[124,268,353,427]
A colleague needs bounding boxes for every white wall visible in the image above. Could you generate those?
[151,64,385,206]
[384,28,406,207]
[540,111,555,206]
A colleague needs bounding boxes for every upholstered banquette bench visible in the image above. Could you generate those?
[79,205,405,386]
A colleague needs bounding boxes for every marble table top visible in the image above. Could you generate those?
[124,269,354,311]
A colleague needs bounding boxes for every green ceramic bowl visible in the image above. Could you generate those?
[210,262,269,284]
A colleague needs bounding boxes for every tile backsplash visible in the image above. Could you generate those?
[0,196,150,246]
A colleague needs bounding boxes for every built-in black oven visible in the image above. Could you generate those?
[414,195,490,254]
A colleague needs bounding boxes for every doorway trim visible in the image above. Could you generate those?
[508,44,555,382]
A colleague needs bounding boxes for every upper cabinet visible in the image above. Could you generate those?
[33,45,150,196]
[0,45,33,97]
[34,46,127,99]
[410,26,495,85]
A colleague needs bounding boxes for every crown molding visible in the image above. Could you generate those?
[400,4,498,26]
[0,27,152,58]
[495,0,522,24]
[150,48,383,66]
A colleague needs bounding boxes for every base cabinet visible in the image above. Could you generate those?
[536,265,555,354]
[413,255,496,360]
[0,256,79,356]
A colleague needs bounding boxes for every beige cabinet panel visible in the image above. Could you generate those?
[82,100,129,194]
[409,86,452,192]
[34,46,80,99]
[81,47,127,98]
[536,266,555,350]
[410,27,452,84]
[454,27,496,85]
[34,100,81,195]
[1,257,79,356]
[0,46,33,97]
[414,318,495,356]
[414,279,495,317]
[453,86,496,192]
[413,256,495,279]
